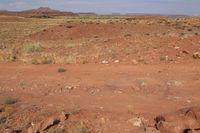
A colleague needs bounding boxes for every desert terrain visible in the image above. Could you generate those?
[0,9,200,133]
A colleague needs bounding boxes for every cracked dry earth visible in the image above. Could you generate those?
[0,62,200,133]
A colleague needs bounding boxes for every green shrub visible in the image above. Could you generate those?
[4,96,16,105]
[23,43,42,53]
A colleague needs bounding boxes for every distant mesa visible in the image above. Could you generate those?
[0,7,190,17]
[23,7,61,13]
[0,7,78,17]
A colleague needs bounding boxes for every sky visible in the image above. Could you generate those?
[0,0,200,15]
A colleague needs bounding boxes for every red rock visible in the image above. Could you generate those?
[27,112,69,133]
[155,107,200,133]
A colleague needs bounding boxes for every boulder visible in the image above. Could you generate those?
[28,112,69,133]
[155,107,200,133]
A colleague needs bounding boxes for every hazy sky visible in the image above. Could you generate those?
[0,0,200,15]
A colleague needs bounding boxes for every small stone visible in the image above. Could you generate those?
[101,60,109,64]
[182,50,189,54]
[114,90,123,94]
[193,52,200,59]
[174,46,180,50]
[128,117,143,127]
[131,86,140,91]
[167,80,183,87]
[59,112,69,123]
[114,60,119,63]
[65,86,73,90]
[186,100,191,103]
[160,56,169,61]
[140,127,161,133]
[131,59,138,65]
[100,117,106,124]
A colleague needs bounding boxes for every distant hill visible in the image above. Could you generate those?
[23,7,61,13]
[0,7,78,17]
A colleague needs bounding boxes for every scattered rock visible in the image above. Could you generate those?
[114,60,119,63]
[101,60,109,64]
[174,46,180,50]
[136,79,148,88]
[193,52,200,59]
[155,106,200,133]
[114,90,123,94]
[132,59,138,65]
[167,80,183,87]
[59,112,69,123]
[5,129,22,133]
[186,100,192,103]
[140,127,161,133]
[160,56,169,61]
[28,117,60,133]
[128,117,144,127]
[182,50,189,54]
[64,85,74,92]
[28,112,69,133]
[131,86,141,91]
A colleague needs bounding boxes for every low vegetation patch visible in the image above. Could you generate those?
[4,96,16,105]
[23,43,42,53]
[41,57,54,64]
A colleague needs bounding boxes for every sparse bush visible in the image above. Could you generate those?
[4,96,16,105]
[41,57,53,64]
[32,59,40,65]
[58,68,66,73]
[6,54,17,61]
[23,43,42,53]
[82,60,88,64]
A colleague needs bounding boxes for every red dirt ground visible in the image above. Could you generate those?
[0,62,200,132]
[1,16,200,133]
